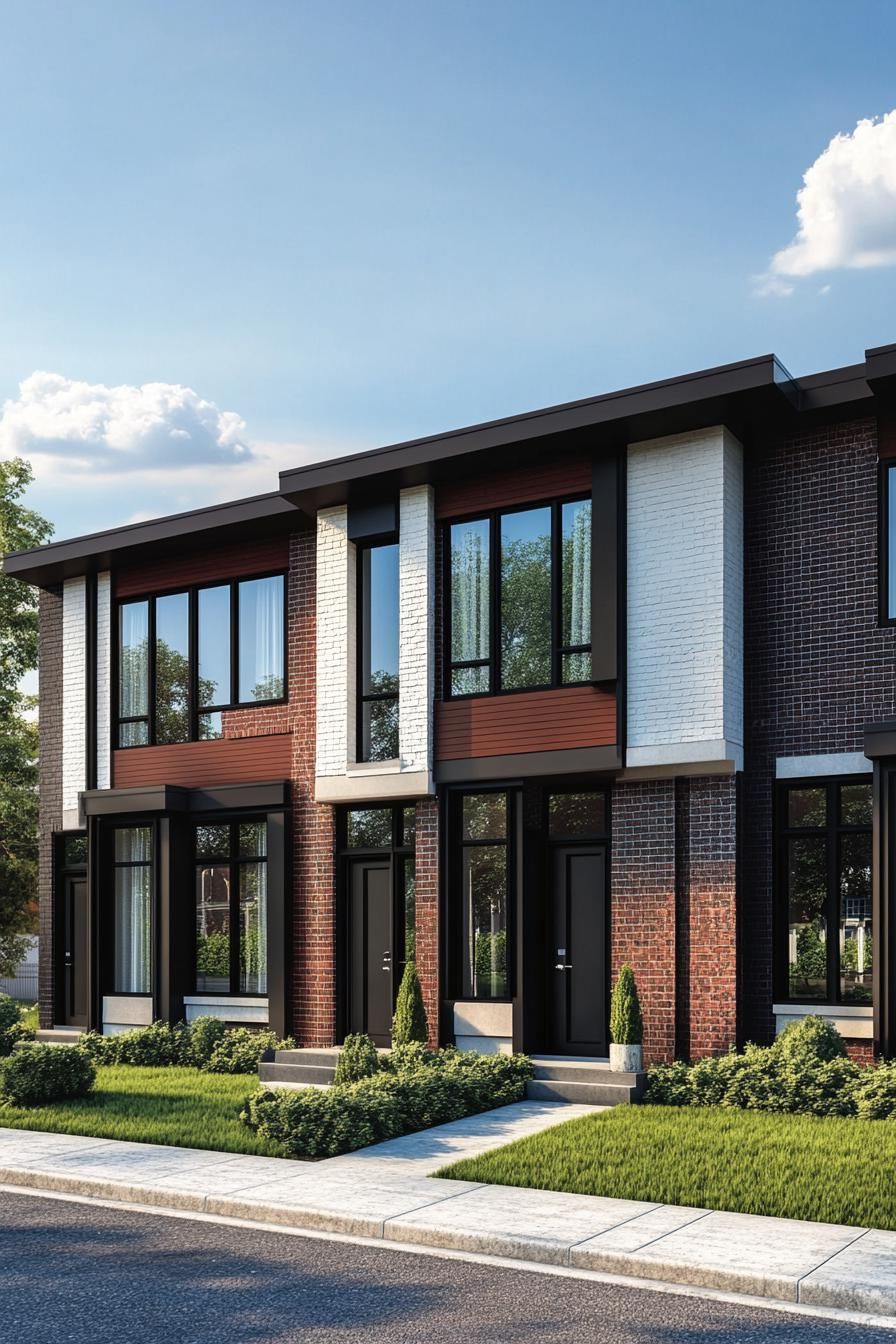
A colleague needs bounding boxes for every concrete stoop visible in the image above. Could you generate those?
[526,1056,646,1106]
[31,1028,85,1047]
[258,1047,341,1088]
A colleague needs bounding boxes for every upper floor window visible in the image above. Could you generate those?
[358,543,399,761]
[446,498,592,697]
[884,463,896,621]
[777,778,872,1005]
[117,574,285,748]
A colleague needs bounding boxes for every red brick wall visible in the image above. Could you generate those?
[845,1040,876,1066]
[680,776,738,1058]
[415,797,440,1048]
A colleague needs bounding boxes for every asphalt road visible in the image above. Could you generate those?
[0,1192,891,1344]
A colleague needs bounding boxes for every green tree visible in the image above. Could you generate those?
[392,959,429,1046]
[0,460,53,976]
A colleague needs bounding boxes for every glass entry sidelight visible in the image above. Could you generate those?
[348,860,393,1046]
[548,845,608,1055]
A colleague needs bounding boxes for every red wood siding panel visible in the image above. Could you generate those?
[114,537,290,598]
[436,456,592,520]
[112,733,293,788]
[436,685,616,761]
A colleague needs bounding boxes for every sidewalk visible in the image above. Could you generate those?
[2,1103,896,1321]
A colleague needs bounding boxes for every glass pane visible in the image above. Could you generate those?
[195,865,231,993]
[119,720,148,747]
[840,832,872,1003]
[500,507,551,690]
[402,856,416,964]
[195,824,230,861]
[239,575,285,702]
[462,793,507,842]
[787,836,828,999]
[787,787,827,828]
[889,466,896,619]
[548,791,607,838]
[462,844,508,999]
[114,863,152,994]
[346,808,392,849]
[362,696,399,762]
[114,827,152,863]
[62,834,88,866]
[119,601,149,718]
[239,821,268,859]
[451,665,489,696]
[198,585,231,708]
[840,783,872,827]
[361,545,399,698]
[402,806,416,847]
[561,499,591,649]
[239,862,267,994]
[562,650,592,684]
[450,519,490,672]
[198,711,223,740]
[154,592,190,745]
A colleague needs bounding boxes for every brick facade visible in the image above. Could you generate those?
[37,587,62,1031]
[414,797,440,1048]
[744,416,894,1049]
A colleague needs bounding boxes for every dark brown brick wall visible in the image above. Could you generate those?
[743,416,895,1045]
[680,776,738,1058]
[37,587,62,1030]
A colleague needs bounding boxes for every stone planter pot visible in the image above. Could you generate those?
[609,1043,643,1074]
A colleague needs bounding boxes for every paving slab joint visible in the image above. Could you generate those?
[795,1227,871,1303]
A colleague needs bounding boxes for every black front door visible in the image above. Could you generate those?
[57,875,89,1028]
[348,859,393,1046]
[548,845,607,1055]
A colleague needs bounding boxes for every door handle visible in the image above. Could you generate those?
[554,963,572,971]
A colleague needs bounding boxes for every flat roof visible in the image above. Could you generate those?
[5,344,888,586]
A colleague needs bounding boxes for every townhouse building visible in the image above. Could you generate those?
[9,342,896,1065]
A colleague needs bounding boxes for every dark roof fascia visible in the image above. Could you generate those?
[4,491,300,588]
[279,354,799,510]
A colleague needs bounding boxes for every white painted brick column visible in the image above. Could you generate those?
[315,507,352,779]
[399,486,435,775]
[61,576,87,828]
[96,571,111,789]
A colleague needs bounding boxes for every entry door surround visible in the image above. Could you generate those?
[548,844,608,1055]
[348,858,393,1047]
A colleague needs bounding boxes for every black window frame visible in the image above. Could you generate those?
[443,494,592,699]
[104,819,156,999]
[774,775,873,1006]
[446,786,517,1003]
[356,540,400,763]
[114,570,288,749]
[880,461,896,625]
[193,817,270,999]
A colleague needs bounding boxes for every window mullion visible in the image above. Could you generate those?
[827,783,840,1003]
[230,582,239,707]
[551,500,561,687]
[230,824,240,995]
[148,598,157,746]
[491,513,500,693]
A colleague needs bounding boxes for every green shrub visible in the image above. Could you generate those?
[204,1028,294,1074]
[854,1063,896,1119]
[775,1014,846,1064]
[391,961,429,1047]
[77,1030,117,1064]
[187,1016,227,1067]
[0,1044,96,1106]
[243,1049,534,1158]
[334,1032,381,1085]
[610,964,643,1046]
[0,994,27,1057]
[115,1020,192,1067]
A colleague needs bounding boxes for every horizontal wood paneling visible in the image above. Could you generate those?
[115,537,290,598]
[436,686,616,760]
[436,456,591,520]
[112,733,293,788]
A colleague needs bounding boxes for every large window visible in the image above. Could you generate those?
[112,827,153,994]
[358,544,400,761]
[456,792,512,1000]
[884,463,896,622]
[777,779,872,1005]
[117,573,285,747]
[446,497,592,696]
[194,821,268,996]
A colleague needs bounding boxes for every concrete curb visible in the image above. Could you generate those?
[3,1163,896,1321]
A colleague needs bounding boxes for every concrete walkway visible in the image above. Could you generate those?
[2,1104,896,1321]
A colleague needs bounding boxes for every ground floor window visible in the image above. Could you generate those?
[777,778,872,1005]
[452,791,512,1001]
[194,820,268,995]
[113,826,153,994]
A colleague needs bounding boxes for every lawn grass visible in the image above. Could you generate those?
[439,1104,895,1230]
[0,1066,288,1158]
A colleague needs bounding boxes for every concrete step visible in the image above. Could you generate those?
[526,1074,645,1106]
[272,1048,341,1069]
[531,1059,640,1087]
[258,1061,337,1087]
[32,1029,84,1046]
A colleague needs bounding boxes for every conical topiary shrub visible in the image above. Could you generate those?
[391,960,429,1047]
[609,964,644,1074]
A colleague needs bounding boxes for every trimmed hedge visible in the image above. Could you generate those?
[1,1044,96,1106]
[78,1018,294,1073]
[644,1016,883,1119]
[242,1048,534,1158]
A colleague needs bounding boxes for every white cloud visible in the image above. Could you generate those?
[756,109,896,295]
[0,372,343,511]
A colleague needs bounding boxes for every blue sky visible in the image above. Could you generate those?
[2,0,896,541]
